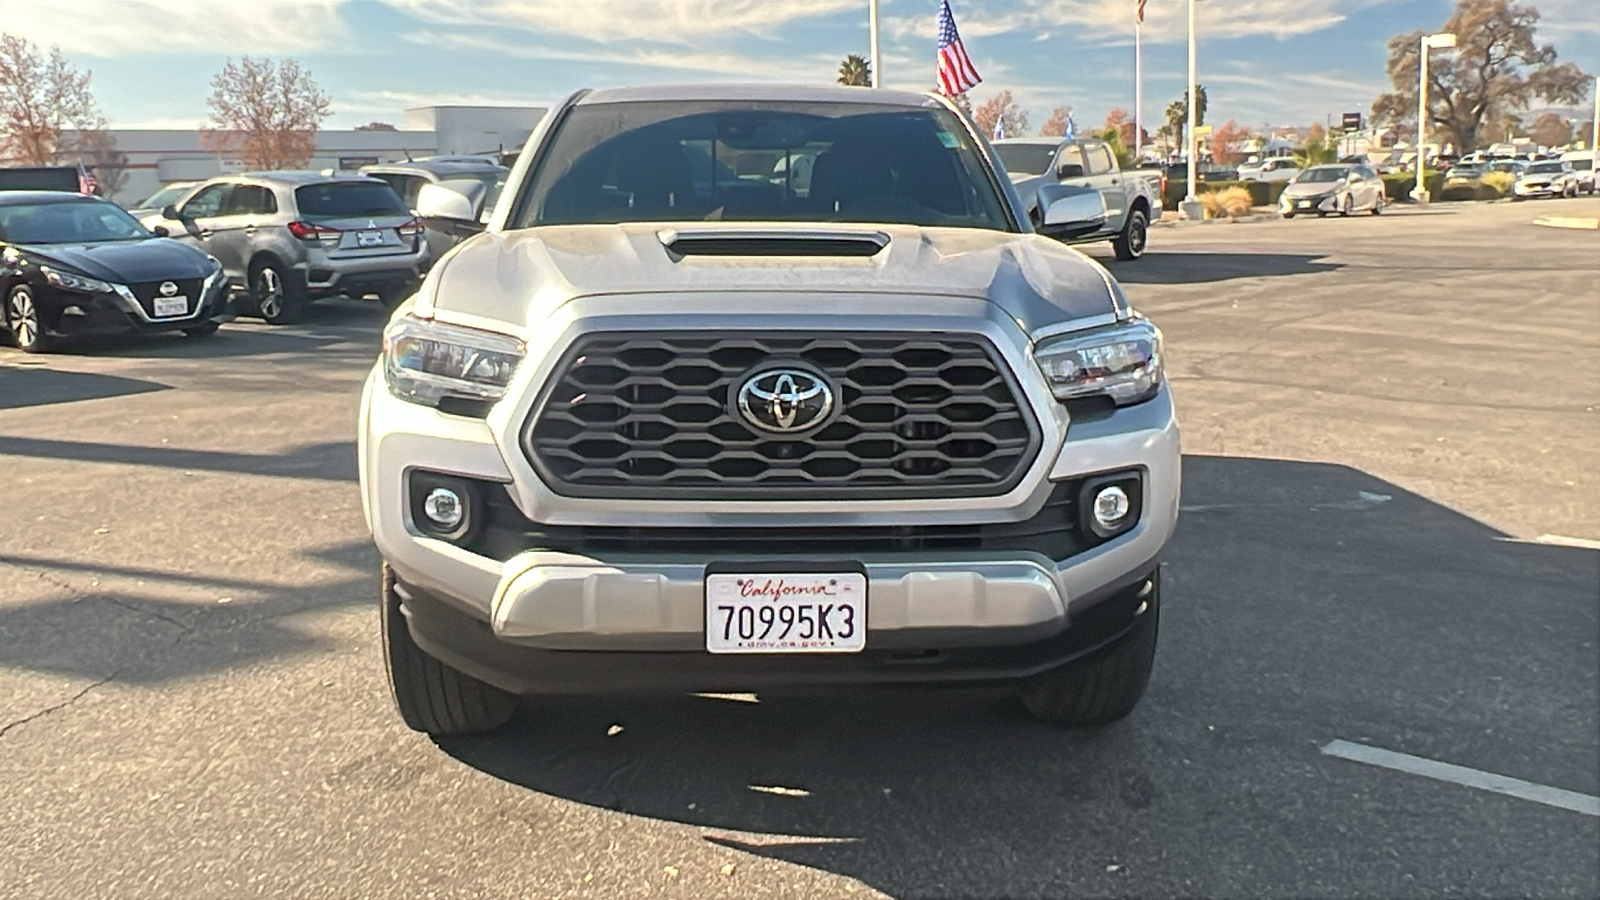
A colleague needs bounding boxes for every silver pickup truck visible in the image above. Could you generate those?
[993,138,1160,261]
[363,84,1179,737]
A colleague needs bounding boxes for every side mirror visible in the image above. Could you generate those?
[162,204,181,220]
[151,225,170,238]
[1033,183,1107,240]
[1056,162,1086,179]
[417,179,489,238]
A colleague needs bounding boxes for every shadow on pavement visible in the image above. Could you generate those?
[0,540,378,685]
[437,455,1598,899]
[0,435,356,482]
[0,367,170,410]
[1107,252,1342,284]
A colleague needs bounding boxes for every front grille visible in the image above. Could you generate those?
[463,478,1088,562]
[129,278,205,318]
[525,333,1041,499]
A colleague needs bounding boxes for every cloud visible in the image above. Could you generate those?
[380,0,860,44]
[0,0,350,57]
[885,0,1377,45]
[404,31,827,81]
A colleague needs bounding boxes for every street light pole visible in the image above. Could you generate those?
[1591,75,1598,154]
[1182,0,1200,219]
[1413,32,1456,205]
[869,0,881,88]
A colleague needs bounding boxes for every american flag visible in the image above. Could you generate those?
[1136,0,1146,25]
[76,162,99,195]
[935,0,981,97]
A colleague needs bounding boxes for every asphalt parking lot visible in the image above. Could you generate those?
[2,197,1597,899]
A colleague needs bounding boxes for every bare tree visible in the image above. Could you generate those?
[205,56,331,170]
[1527,111,1572,147]
[837,54,871,87]
[973,90,1029,139]
[1039,107,1069,137]
[0,33,109,165]
[1371,0,1590,153]
[948,91,974,119]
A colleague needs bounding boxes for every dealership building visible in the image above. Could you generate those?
[90,105,548,206]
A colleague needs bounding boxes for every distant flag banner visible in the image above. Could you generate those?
[935,0,981,96]
[1063,113,1076,141]
[76,162,98,195]
[993,118,1005,140]
[1136,0,1146,25]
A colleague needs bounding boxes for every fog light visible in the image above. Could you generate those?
[422,487,463,529]
[1093,485,1130,529]
[63,305,86,316]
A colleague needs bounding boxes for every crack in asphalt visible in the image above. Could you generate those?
[103,596,196,635]
[0,672,117,741]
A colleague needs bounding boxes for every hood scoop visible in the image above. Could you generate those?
[658,227,888,259]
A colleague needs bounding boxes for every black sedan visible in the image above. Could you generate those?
[1,191,232,352]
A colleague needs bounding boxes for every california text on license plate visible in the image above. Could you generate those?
[705,573,865,654]
[357,230,385,246]
[153,295,187,317]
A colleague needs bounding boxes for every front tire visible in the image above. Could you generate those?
[6,285,53,353]
[1017,572,1160,726]
[382,564,517,736]
[1340,194,1354,217]
[1371,194,1384,215]
[1111,207,1148,261]
[249,259,306,325]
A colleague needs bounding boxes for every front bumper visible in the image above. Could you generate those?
[1281,193,1336,214]
[361,362,1180,663]
[46,279,233,337]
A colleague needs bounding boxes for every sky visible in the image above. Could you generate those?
[0,0,1594,135]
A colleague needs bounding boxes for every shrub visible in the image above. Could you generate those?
[1382,171,1446,200]
[1438,182,1503,202]
[1165,178,1288,211]
[1481,171,1517,195]
[1200,186,1253,219]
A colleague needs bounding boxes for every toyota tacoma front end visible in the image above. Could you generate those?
[358,84,1180,735]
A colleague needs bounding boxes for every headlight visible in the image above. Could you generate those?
[382,315,524,408]
[1032,318,1163,406]
[42,267,114,294]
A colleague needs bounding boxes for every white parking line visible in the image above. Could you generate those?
[1322,740,1600,817]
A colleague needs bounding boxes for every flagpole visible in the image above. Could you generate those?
[869,0,881,88]
[1134,21,1143,160]
[1183,0,1200,219]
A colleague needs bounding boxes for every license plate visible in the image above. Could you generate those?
[357,230,385,247]
[705,573,865,654]
[153,295,188,317]
[1298,200,1313,208]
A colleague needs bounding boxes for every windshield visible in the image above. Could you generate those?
[0,200,151,243]
[295,182,409,219]
[1568,159,1593,171]
[133,185,192,210]
[994,144,1058,177]
[517,100,1012,230]
[1296,167,1350,184]
[1524,162,1563,174]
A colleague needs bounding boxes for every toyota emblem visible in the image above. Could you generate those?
[158,281,179,297]
[735,368,834,434]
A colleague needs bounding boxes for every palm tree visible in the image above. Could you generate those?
[1165,101,1186,156]
[837,54,871,87]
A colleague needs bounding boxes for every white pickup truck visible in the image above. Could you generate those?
[993,138,1161,261]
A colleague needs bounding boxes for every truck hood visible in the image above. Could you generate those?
[419,223,1126,335]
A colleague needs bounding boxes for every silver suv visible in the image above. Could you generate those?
[359,157,508,267]
[360,84,1180,736]
[142,172,427,324]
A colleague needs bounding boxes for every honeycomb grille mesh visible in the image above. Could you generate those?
[524,333,1040,499]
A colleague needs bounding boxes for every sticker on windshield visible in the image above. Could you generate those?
[936,130,960,149]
